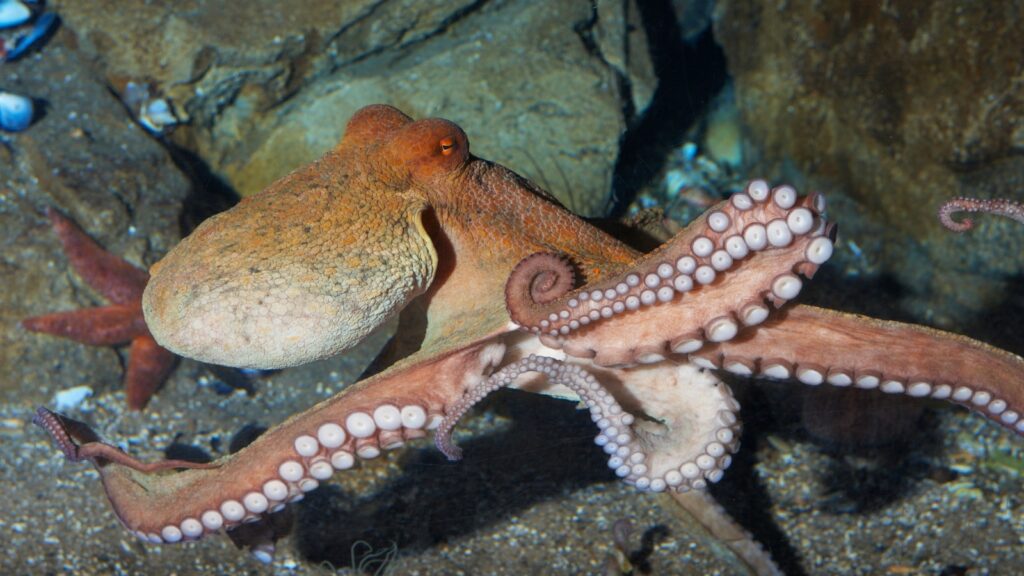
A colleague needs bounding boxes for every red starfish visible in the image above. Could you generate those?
[22,208,176,410]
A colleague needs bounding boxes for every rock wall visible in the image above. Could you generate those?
[715,0,1024,321]
[54,0,656,216]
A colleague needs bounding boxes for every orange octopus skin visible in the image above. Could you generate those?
[33,105,1024,572]
[22,208,175,410]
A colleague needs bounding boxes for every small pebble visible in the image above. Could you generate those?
[53,385,93,411]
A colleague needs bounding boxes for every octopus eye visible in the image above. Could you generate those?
[439,137,457,156]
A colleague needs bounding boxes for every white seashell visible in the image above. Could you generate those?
[0,0,30,29]
[663,169,688,194]
[0,91,33,131]
[53,385,94,411]
[138,98,178,133]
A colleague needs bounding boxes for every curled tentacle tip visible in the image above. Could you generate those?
[434,431,463,461]
[443,447,463,462]
[32,406,60,434]
[937,196,1024,233]
[32,406,79,462]
[949,219,974,233]
[937,198,975,233]
[32,405,50,422]
[505,252,577,324]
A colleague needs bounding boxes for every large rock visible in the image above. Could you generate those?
[714,0,1024,322]
[55,0,655,216]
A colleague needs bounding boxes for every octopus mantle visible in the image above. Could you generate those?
[36,105,1024,568]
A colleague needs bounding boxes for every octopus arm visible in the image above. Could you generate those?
[514,183,837,368]
[35,342,506,544]
[692,304,1024,434]
[669,491,782,576]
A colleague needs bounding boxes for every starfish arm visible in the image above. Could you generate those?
[47,208,150,305]
[125,335,177,410]
[691,304,1024,435]
[28,210,178,409]
[22,304,148,346]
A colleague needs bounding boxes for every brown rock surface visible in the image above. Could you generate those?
[715,0,1024,323]
[54,0,655,215]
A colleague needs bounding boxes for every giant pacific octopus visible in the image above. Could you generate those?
[35,105,1024,571]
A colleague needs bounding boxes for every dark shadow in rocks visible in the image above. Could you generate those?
[714,378,807,576]
[607,0,728,218]
[960,274,1024,355]
[228,423,269,455]
[202,363,261,397]
[164,441,213,465]
[628,523,672,574]
[162,143,241,235]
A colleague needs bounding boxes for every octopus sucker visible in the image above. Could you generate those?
[825,368,854,386]
[670,332,704,354]
[36,342,507,547]
[709,305,1024,435]
[759,357,794,380]
[506,187,837,368]
[721,355,756,376]
[690,352,723,370]
[506,186,834,340]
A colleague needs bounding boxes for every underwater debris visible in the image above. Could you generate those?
[0,7,55,133]
[122,81,180,134]
[53,385,93,412]
[946,479,983,501]
[1,10,57,62]
[0,90,32,131]
[349,540,398,575]
[606,518,635,575]
[631,139,747,223]
[629,82,748,224]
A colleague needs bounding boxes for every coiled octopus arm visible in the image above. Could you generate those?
[437,355,640,473]
[507,180,837,367]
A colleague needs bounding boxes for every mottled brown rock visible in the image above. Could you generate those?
[53,0,655,216]
[714,0,1024,322]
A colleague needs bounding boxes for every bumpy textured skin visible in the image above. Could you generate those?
[143,106,630,368]
[35,105,1024,574]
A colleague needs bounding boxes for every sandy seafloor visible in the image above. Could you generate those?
[4,281,1024,575]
